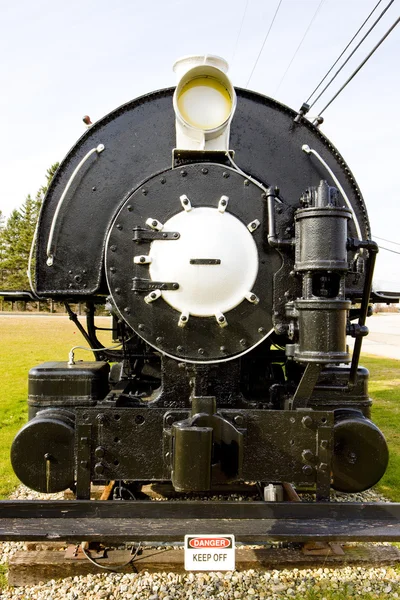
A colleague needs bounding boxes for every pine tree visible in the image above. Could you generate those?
[0,163,59,290]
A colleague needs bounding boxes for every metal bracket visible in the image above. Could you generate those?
[132,227,180,242]
[132,278,179,292]
[76,424,92,500]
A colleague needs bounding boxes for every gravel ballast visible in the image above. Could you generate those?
[1,485,399,599]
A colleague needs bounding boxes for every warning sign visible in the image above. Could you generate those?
[184,535,235,571]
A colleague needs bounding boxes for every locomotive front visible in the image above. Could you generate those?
[10,55,389,501]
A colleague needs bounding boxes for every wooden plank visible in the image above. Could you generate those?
[8,545,400,586]
[2,517,400,543]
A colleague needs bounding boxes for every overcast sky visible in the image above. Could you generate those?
[0,0,399,289]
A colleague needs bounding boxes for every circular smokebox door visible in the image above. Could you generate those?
[105,163,278,363]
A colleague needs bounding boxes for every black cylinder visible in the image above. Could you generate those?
[295,206,351,272]
[171,424,212,492]
[294,298,351,363]
[332,409,389,493]
[11,409,75,493]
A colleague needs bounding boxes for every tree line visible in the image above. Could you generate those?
[0,164,59,291]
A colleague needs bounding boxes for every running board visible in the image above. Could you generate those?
[1,501,400,543]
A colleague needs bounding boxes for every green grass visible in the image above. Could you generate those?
[0,315,111,498]
[361,356,400,501]
[0,317,399,502]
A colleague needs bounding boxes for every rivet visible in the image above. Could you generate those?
[173,233,179,239]
[218,316,225,323]
[152,220,158,227]
[124,307,131,314]
[92,186,96,191]
[156,336,163,344]
[116,224,122,230]
[250,294,257,301]
[83,269,87,274]
[320,439,329,450]
[234,415,244,426]
[110,245,117,252]
[181,169,187,177]
[302,464,313,476]
[183,198,189,205]
[142,188,148,195]
[220,346,227,353]
[172,283,179,289]
[115,288,121,294]
[302,449,314,462]
[221,199,227,206]
[163,233,168,238]
[223,172,229,178]
[110,267,116,273]
[127,205,133,212]
[302,415,314,429]
[202,168,208,174]
[180,315,187,322]
[161,177,166,184]
[258,327,265,334]
[240,339,246,346]
[150,292,157,299]
[140,256,146,263]
[177,345,184,352]
[166,414,174,426]
[138,324,145,331]
[198,348,205,355]
[244,179,249,186]
[69,270,73,275]
[319,462,329,472]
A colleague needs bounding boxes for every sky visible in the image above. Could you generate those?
[0,0,399,289]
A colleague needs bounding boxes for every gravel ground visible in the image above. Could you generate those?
[1,485,399,600]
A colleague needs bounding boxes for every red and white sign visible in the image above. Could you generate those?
[184,535,235,571]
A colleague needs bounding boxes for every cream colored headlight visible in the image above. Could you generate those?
[177,76,233,131]
[173,56,236,150]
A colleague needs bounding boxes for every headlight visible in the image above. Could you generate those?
[173,56,236,149]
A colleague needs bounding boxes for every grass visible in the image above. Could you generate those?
[0,315,111,498]
[0,316,399,499]
[361,356,400,501]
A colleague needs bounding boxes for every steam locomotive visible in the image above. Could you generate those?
[10,55,391,503]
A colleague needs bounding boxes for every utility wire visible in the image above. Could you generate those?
[231,0,249,66]
[374,235,400,247]
[379,245,400,255]
[274,0,326,95]
[246,0,283,87]
[309,0,395,110]
[306,0,385,104]
[318,15,400,116]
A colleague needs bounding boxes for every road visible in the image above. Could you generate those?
[350,313,400,360]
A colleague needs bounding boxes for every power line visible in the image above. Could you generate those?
[274,0,326,95]
[379,245,400,255]
[318,15,400,116]
[231,0,249,66]
[374,235,400,247]
[309,0,395,110]
[306,0,385,104]
[246,0,283,87]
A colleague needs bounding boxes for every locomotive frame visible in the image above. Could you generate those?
[1,55,400,544]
